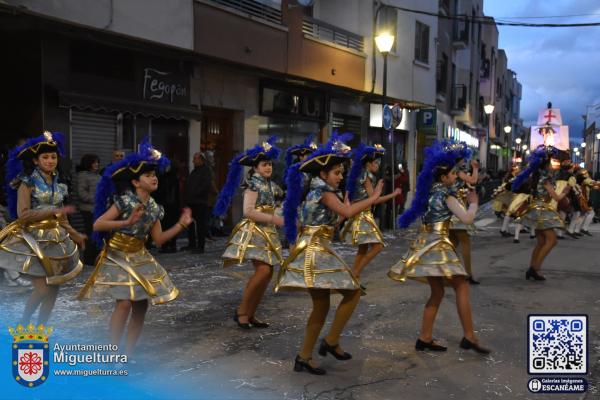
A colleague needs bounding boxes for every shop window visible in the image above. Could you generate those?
[259,118,320,186]
[414,21,430,64]
[331,114,362,148]
[260,85,325,122]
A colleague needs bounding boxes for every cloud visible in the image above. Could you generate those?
[484,0,600,139]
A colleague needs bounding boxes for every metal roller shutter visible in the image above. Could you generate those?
[69,110,117,235]
[71,110,118,169]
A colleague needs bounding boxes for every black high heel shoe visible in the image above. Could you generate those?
[249,316,269,328]
[525,267,546,281]
[415,338,447,351]
[459,337,491,355]
[294,355,326,375]
[233,312,251,329]
[318,339,352,360]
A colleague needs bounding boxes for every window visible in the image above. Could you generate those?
[414,21,430,64]
[436,53,448,95]
[377,6,398,53]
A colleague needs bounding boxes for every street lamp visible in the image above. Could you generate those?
[581,142,587,148]
[504,125,512,134]
[484,104,495,115]
[515,138,522,145]
[574,147,579,152]
[375,32,394,116]
[375,32,395,231]
[522,144,528,151]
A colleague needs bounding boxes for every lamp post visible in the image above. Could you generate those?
[484,104,494,171]
[375,32,395,231]
[596,132,600,174]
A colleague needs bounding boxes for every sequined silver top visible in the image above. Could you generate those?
[352,170,376,202]
[300,177,340,226]
[422,183,453,224]
[114,191,164,239]
[534,170,554,199]
[244,173,283,208]
[19,168,68,210]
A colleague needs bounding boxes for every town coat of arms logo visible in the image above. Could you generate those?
[9,324,52,388]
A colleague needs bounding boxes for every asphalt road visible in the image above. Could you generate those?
[1,205,598,399]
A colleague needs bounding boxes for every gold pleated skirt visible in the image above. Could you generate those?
[492,191,514,213]
[520,198,565,231]
[388,221,467,285]
[77,233,179,305]
[222,218,283,267]
[275,225,360,292]
[0,219,83,285]
[340,209,386,246]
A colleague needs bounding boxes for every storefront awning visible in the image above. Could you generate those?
[59,92,202,120]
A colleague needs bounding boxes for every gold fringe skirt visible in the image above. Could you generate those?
[388,221,467,285]
[340,209,386,246]
[0,219,83,285]
[275,225,360,292]
[77,233,179,305]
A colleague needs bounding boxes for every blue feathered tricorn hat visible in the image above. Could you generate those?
[511,145,559,192]
[5,131,66,219]
[212,136,281,217]
[397,140,471,229]
[283,131,353,243]
[285,134,318,168]
[92,137,170,247]
[15,131,65,160]
[345,143,385,201]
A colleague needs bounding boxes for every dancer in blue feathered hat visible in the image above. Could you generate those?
[77,137,191,355]
[0,131,86,325]
[446,145,481,284]
[275,132,384,376]
[340,143,401,287]
[213,136,284,329]
[284,134,318,195]
[510,145,570,281]
[388,140,491,355]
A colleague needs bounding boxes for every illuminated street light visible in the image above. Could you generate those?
[484,104,495,114]
[515,138,522,145]
[522,144,528,150]
[574,147,579,152]
[504,125,512,134]
[375,32,395,54]
[581,142,587,148]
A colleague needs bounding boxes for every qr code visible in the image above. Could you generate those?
[528,315,587,374]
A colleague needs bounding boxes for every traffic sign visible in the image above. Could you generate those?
[383,105,392,130]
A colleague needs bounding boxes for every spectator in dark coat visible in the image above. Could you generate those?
[154,163,181,253]
[186,152,213,253]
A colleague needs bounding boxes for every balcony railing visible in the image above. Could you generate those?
[208,0,282,25]
[451,84,467,112]
[302,16,364,53]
